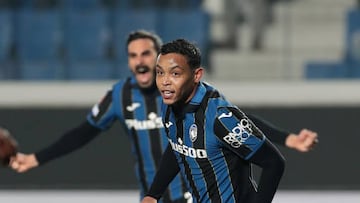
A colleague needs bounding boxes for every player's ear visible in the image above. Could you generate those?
[193,67,204,83]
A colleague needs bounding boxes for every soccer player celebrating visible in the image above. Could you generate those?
[142,39,285,203]
[10,31,317,203]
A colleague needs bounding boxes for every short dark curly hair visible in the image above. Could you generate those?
[126,30,163,53]
[160,39,201,70]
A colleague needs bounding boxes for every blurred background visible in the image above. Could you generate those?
[0,0,360,202]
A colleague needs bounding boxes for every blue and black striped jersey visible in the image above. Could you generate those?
[163,82,269,203]
[87,76,187,202]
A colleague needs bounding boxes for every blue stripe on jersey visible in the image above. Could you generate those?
[112,81,126,126]
[158,96,185,200]
[164,82,267,202]
[131,87,157,186]
[89,77,187,202]
[205,113,237,203]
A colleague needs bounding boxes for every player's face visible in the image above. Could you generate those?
[128,38,158,88]
[156,53,203,106]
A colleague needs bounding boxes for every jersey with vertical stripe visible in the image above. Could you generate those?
[163,82,266,203]
[86,76,187,202]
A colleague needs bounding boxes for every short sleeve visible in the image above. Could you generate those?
[214,106,265,160]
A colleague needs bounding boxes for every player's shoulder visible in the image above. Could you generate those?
[215,106,246,123]
[110,77,135,94]
[113,77,131,88]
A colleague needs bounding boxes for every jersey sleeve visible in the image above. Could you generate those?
[214,106,266,160]
[87,90,117,130]
[247,114,289,145]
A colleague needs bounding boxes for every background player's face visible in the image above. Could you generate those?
[156,53,203,106]
[127,38,158,88]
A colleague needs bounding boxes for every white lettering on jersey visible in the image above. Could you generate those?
[126,102,141,112]
[125,112,164,130]
[223,118,253,148]
[169,138,207,159]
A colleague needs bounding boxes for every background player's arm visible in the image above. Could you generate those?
[144,145,180,201]
[10,121,100,173]
[248,114,318,152]
[11,90,117,173]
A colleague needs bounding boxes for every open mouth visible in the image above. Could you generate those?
[135,66,150,74]
[161,90,174,99]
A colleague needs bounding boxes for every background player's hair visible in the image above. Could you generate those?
[160,39,201,70]
[126,30,163,53]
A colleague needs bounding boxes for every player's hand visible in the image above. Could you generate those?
[9,153,39,173]
[141,196,157,203]
[285,129,318,152]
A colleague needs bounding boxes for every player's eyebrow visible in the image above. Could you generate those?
[156,64,183,70]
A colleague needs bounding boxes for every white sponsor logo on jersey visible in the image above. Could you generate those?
[169,138,207,159]
[223,118,252,148]
[126,102,141,112]
[125,112,164,130]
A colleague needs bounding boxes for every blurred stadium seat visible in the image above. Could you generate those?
[0,9,11,61]
[157,8,211,68]
[345,8,360,78]
[0,9,12,79]
[18,61,64,80]
[305,7,360,79]
[1,0,211,80]
[59,0,103,10]
[112,9,158,79]
[14,8,64,80]
[305,62,350,79]
[63,9,109,60]
[345,8,360,64]
[63,8,113,79]
[67,60,114,80]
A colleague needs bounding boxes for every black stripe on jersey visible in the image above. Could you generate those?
[193,90,221,202]
[176,118,201,202]
[164,107,190,201]
[144,94,162,168]
[122,79,148,193]
[91,90,112,123]
[221,147,253,203]
[144,93,172,202]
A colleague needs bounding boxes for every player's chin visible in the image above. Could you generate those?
[161,98,175,105]
[160,95,176,105]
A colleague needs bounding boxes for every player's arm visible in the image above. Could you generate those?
[214,106,285,203]
[11,90,116,173]
[248,139,285,203]
[248,114,318,152]
[247,114,288,145]
[10,121,101,173]
[143,145,180,202]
